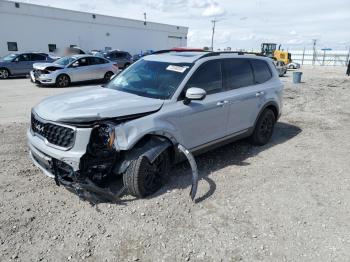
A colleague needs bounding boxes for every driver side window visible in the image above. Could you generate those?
[15,54,30,62]
[184,60,223,96]
[73,58,89,67]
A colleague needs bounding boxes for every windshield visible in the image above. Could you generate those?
[1,54,17,61]
[106,59,192,99]
[54,56,76,66]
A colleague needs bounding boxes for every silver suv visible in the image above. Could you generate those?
[27,51,283,201]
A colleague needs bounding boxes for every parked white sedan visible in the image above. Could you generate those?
[30,55,119,87]
[287,62,301,69]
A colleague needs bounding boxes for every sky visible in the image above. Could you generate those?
[16,0,350,50]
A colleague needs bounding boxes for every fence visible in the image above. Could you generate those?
[289,49,350,66]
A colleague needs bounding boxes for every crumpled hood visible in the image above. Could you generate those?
[34,87,164,122]
[33,62,65,70]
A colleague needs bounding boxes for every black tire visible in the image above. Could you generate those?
[123,151,170,198]
[0,68,10,79]
[104,71,114,82]
[250,109,276,146]
[124,63,130,69]
[56,74,70,87]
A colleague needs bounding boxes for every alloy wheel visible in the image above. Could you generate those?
[144,154,166,192]
[259,116,274,140]
[58,75,69,87]
[0,69,9,79]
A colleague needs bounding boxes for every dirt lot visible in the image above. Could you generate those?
[1,67,350,262]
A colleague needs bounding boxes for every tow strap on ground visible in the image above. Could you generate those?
[177,144,199,201]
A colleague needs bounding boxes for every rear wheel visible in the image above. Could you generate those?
[123,151,170,198]
[250,109,276,146]
[0,68,10,79]
[56,74,70,87]
[104,71,114,82]
[124,63,130,69]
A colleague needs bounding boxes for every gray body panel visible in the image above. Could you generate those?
[27,52,283,178]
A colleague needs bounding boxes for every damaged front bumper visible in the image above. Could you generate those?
[28,126,200,203]
[29,139,124,203]
[30,70,57,85]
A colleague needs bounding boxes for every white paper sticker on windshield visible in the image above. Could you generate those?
[166,65,188,73]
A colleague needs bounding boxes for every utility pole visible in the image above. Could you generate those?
[144,12,147,26]
[211,19,218,51]
[346,46,350,66]
[302,47,305,65]
[312,39,317,65]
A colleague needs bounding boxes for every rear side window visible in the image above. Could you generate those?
[185,60,222,95]
[251,59,272,84]
[223,59,254,90]
[30,54,46,61]
[89,57,108,65]
[16,54,30,61]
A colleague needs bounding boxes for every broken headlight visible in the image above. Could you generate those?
[90,123,116,150]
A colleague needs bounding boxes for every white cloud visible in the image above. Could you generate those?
[16,0,350,50]
[201,3,225,17]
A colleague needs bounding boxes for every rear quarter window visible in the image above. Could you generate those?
[251,59,272,84]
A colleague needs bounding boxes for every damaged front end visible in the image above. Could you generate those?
[53,122,125,203]
[48,120,199,204]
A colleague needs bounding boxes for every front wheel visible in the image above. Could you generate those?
[250,109,276,146]
[56,74,70,87]
[123,151,170,198]
[0,68,10,79]
[103,71,114,82]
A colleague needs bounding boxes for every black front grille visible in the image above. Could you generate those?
[31,113,75,148]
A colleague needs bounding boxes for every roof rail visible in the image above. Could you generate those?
[152,49,209,55]
[201,51,265,58]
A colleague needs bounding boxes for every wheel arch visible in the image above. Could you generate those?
[57,73,71,81]
[254,101,279,128]
[116,133,177,175]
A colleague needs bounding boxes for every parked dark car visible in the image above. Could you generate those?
[103,50,133,69]
[132,50,154,62]
[0,53,55,79]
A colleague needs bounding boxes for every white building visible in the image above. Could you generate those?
[0,0,188,56]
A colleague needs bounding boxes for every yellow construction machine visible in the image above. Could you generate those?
[261,43,292,64]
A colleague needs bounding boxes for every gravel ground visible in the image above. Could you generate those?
[0,66,350,262]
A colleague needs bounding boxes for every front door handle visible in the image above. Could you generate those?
[255,91,265,97]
